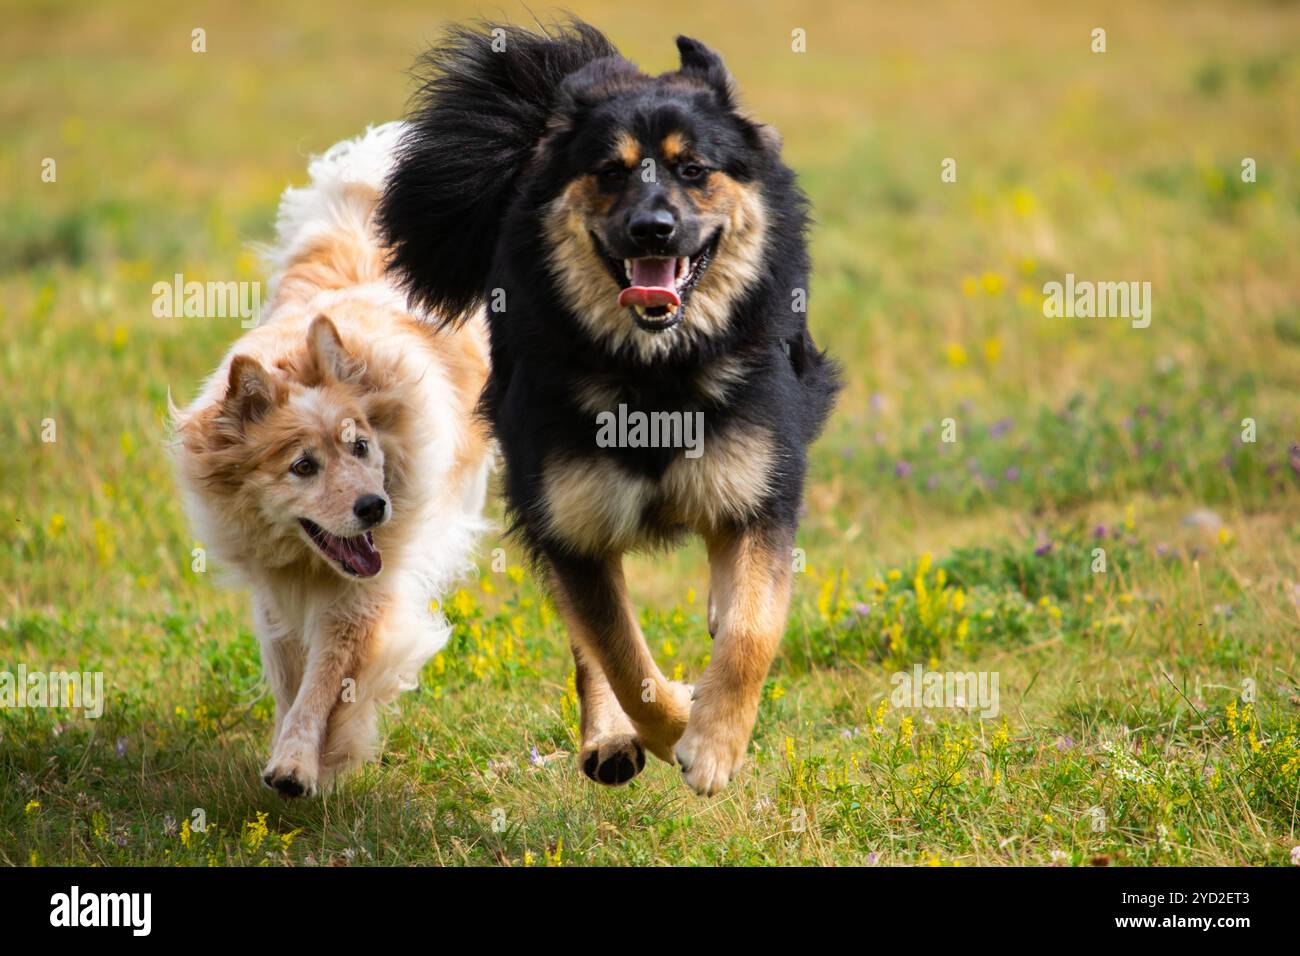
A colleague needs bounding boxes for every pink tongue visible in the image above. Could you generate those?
[327,532,381,578]
[618,258,681,310]
[346,535,382,577]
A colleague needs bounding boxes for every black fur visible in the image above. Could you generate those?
[380,19,840,561]
[378,21,618,322]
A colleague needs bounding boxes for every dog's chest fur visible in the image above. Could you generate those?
[536,360,774,555]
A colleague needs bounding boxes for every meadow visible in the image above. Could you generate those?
[2,0,1299,866]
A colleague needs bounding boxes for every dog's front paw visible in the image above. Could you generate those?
[580,733,646,786]
[262,751,320,799]
[673,702,750,796]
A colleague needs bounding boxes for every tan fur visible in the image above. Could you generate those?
[270,217,388,308]
[540,422,779,790]
[539,420,773,558]
[549,558,692,762]
[660,131,687,164]
[171,174,490,798]
[661,423,775,532]
[614,130,641,168]
[542,173,769,363]
[539,453,654,555]
[693,353,751,404]
[675,526,793,794]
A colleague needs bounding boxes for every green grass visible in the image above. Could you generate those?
[3,0,1300,866]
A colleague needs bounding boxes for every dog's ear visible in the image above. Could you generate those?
[221,355,277,427]
[306,314,361,383]
[676,36,780,153]
[676,36,735,107]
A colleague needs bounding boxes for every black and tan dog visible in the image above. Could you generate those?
[379,20,839,794]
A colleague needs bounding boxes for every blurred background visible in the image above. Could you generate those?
[2,1,1299,865]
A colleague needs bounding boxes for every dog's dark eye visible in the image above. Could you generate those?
[354,438,368,459]
[597,165,627,187]
[290,457,318,478]
[677,163,707,181]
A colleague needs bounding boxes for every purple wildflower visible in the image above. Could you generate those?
[988,417,1014,439]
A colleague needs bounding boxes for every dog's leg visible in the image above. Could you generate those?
[675,524,792,795]
[262,611,372,799]
[549,553,692,764]
[706,545,737,641]
[253,590,303,747]
[571,640,645,785]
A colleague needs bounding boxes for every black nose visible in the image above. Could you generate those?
[628,208,676,247]
[353,494,387,527]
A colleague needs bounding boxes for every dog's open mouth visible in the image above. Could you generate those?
[597,231,720,332]
[298,518,382,578]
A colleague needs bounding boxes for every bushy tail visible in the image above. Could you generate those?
[265,121,406,303]
[377,20,617,322]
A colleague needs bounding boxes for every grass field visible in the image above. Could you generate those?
[3,0,1300,866]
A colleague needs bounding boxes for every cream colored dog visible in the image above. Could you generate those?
[171,124,491,797]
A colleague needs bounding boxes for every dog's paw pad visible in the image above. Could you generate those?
[580,735,646,786]
[262,764,317,799]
